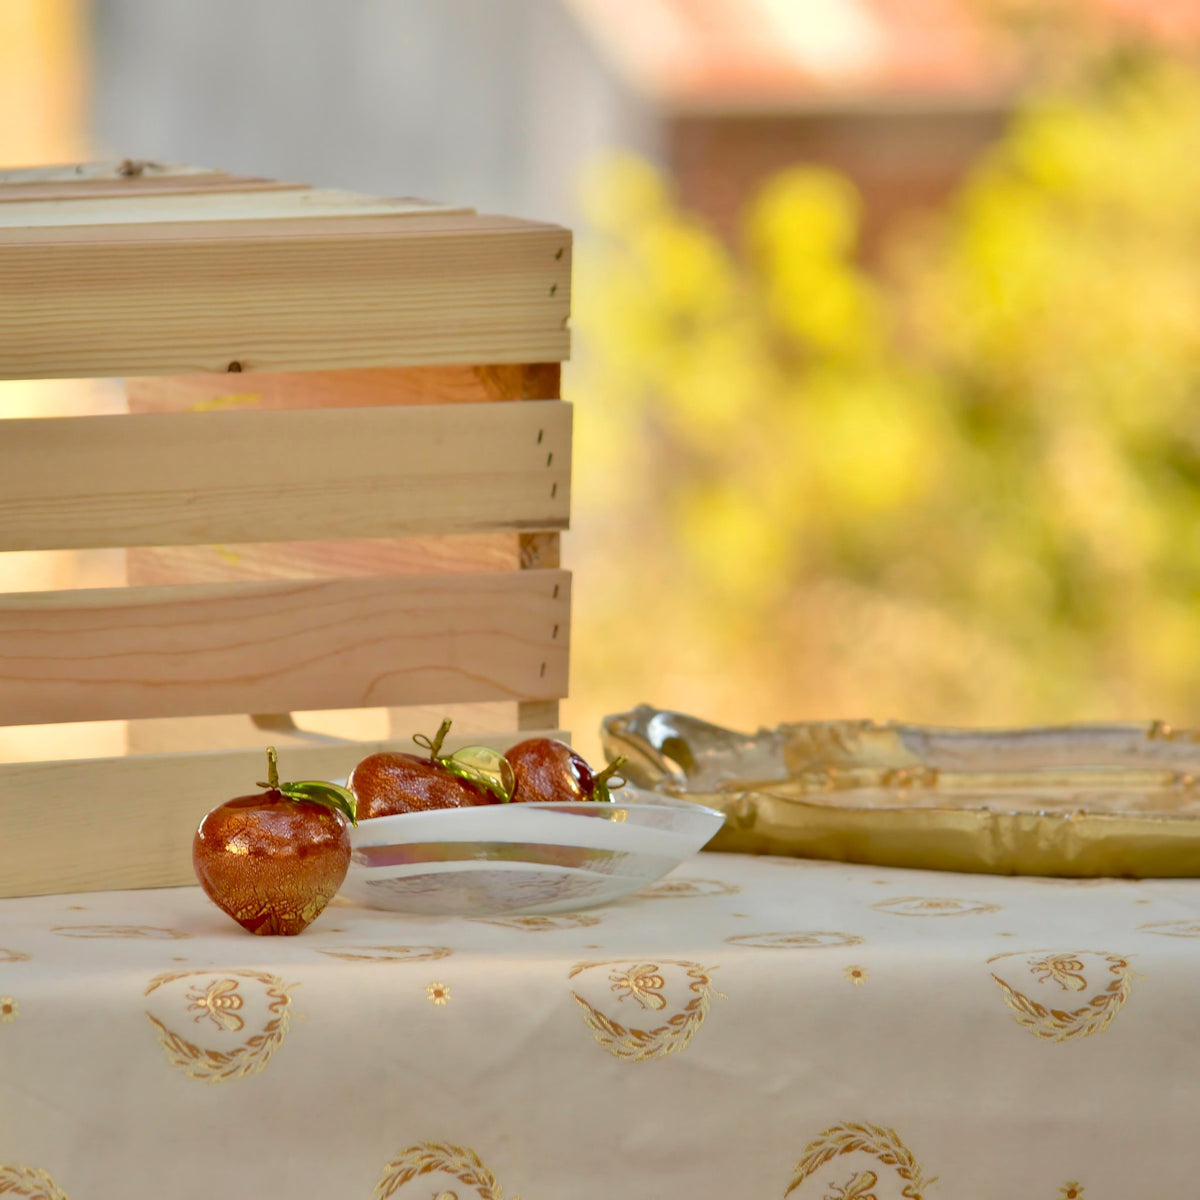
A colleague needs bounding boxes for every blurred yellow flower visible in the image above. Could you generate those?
[566,55,1200,753]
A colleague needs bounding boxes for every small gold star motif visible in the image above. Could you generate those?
[844,965,868,986]
[1059,1183,1084,1199]
[426,981,451,1006]
[0,997,17,1022]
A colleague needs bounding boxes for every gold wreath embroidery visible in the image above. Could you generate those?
[470,914,602,932]
[144,969,295,1083]
[726,931,864,950]
[317,945,453,963]
[186,979,245,1033]
[0,1164,69,1199]
[0,949,30,964]
[872,897,1000,917]
[568,959,724,1062]
[52,925,189,940]
[373,1141,519,1200]
[1139,920,1200,938]
[988,951,1134,1042]
[634,878,742,899]
[785,1121,934,1199]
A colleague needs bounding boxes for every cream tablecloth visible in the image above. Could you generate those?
[2,851,1199,1199]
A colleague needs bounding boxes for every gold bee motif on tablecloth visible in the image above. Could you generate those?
[824,1170,878,1199]
[609,963,668,1012]
[144,968,295,1083]
[988,950,1134,1042]
[1030,954,1088,992]
[185,978,245,1033]
[568,959,725,1062]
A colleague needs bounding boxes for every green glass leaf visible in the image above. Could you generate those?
[280,780,358,826]
[442,746,516,803]
[591,756,628,804]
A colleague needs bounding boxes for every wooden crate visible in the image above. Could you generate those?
[0,160,573,898]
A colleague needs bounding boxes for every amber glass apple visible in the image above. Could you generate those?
[193,747,357,936]
[505,737,626,803]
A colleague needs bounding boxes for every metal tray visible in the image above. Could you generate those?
[601,706,1200,877]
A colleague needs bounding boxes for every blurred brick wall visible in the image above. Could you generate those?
[668,106,1008,255]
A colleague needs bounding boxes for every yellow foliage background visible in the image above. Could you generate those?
[563,57,1200,755]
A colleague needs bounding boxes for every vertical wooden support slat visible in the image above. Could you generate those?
[518,363,564,733]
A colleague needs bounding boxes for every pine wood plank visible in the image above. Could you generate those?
[0,401,571,551]
[0,215,571,378]
[0,161,209,186]
[0,188,469,228]
[0,569,570,726]
[517,700,562,730]
[124,364,563,749]
[0,729,566,897]
[0,173,308,203]
[124,703,521,754]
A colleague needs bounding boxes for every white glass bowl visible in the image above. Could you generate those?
[341,786,726,916]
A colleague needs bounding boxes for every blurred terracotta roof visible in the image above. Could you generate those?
[567,0,1200,109]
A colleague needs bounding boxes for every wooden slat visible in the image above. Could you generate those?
[0,214,571,378]
[0,569,570,726]
[0,162,210,186]
[0,730,566,897]
[124,703,522,754]
[126,536,520,586]
[517,700,562,730]
[124,363,563,412]
[0,189,470,228]
[0,401,571,551]
[125,364,564,751]
[0,174,308,203]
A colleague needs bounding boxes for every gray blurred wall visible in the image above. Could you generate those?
[89,0,656,225]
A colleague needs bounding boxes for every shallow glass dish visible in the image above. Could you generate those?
[340,785,726,915]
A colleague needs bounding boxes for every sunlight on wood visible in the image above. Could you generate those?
[0,1,102,763]
[0,0,87,168]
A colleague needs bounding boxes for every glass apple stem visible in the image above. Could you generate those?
[258,745,280,790]
[413,718,453,763]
